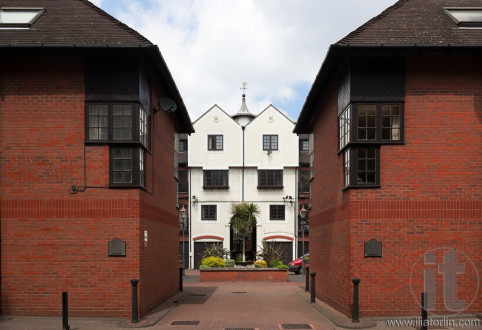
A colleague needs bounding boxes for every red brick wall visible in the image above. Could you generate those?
[0,55,182,317]
[308,83,353,316]
[309,54,481,317]
[349,54,482,316]
[200,269,288,282]
[138,82,180,316]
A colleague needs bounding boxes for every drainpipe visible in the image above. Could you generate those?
[188,168,192,269]
[294,167,298,259]
[242,126,245,202]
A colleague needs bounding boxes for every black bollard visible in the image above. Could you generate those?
[130,279,139,323]
[310,272,316,303]
[352,278,360,322]
[421,292,427,330]
[179,267,184,292]
[305,266,310,292]
[62,292,70,330]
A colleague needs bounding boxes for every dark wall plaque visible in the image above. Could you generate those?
[108,238,126,257]
[364,239,382,258]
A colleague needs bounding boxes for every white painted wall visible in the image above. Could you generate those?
[187,104,299,268]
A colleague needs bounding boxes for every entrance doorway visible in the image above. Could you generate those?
[229,225,256,262]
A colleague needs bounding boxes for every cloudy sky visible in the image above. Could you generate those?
[90,0,398,121]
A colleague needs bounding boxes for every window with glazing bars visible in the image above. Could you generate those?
[201,205,217,220]
[203,170,229,188]
[263,135,278,151]
[270,205,285,220]
[258,170,283,188]
[208,135,223,150]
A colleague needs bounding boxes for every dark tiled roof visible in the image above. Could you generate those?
[0,0,194,133]
[294,0,482,133]
[0,0,152,47]
[338,0,482,46]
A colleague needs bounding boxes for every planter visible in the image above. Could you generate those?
[200,268,288,282]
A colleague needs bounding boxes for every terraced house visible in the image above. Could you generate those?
[294,0,481,317]
[183,95,303,268]
[0,0,193,318]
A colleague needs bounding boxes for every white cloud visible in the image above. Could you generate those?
[102,0,398,121]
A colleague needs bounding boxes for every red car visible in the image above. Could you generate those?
[288,254,309,274]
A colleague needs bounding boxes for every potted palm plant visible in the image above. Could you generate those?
[229,202,259,263]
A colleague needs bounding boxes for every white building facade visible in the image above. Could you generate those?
[186,96,300,268]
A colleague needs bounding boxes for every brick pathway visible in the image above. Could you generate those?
[153,281,337,330]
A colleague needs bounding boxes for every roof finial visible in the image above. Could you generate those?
[240,82,248,97]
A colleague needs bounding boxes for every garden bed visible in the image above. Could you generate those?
[200,268,288,282]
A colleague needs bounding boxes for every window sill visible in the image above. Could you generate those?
[109,184,146,190]
[86,140,151,153]
[342,184,381,191]
[257,186,284,190]
[338,141,405,154]
[203,186,229,190]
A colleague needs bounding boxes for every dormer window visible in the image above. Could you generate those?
[0,8,45,28]
[444,8,482,28]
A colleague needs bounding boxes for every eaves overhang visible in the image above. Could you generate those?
[293,43,482,134]
[0,44,194,134]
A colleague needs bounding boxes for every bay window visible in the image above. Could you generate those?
[87,103,150,188]
[86,103,150,149]
[343,147,380,188]
[110,147,145,188]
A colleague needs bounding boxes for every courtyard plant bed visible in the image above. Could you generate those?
[200,267,288,282]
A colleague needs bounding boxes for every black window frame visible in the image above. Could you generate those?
[110,146,146,188]
[207,135,223,151]
[263,135,279,151]
[257,170,283,189]
[179,139,188,152]
[178,169,188,193]
[299,170,310,194]
[339,105,351,150]
[299,139,309,151]
[203,170,229,189]
[269,205,285,220]
[343,146,380,189]
[87,103,150,189]
[201,205,217,220]
[86,103,150,150]
[351,103,404,146]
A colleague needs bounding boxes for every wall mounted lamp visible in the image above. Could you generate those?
[282,195,294,206]
[192,195,198,205]
[179,204,187,229]
[299,204,309,219]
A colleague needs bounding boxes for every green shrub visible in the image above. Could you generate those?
[257,241,286,267]
[199,264,211,269]
[225,259,235,268]
[201,256,225,268]
[276,264,289,270]
[254,260,267,268]
[303,256,309,263]
[201,244,230,259]
[269,259,282,268]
